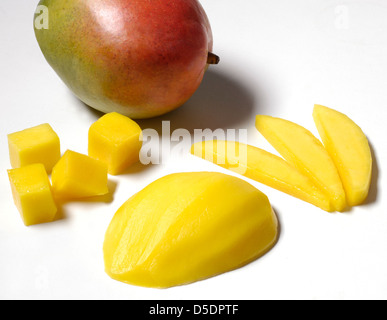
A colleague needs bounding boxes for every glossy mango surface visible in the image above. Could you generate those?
[51,150,109,200]
[103,172,278,288]
[313,105,372,206]
[88,112,143,175]
[256,115,347,212]
[8,163,57,226]
[8,123,60,173]
[191,140,333,212]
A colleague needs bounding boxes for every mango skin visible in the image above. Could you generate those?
[103,172,278,288]
[34,0,213,119]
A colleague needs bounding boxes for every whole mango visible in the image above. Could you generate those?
[34,0,218,119]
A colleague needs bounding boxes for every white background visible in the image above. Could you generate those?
[0,0,386,300]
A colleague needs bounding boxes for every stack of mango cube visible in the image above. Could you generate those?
[7,113,143,226]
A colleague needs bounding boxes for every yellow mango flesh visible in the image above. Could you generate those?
[191,140,333,212]
[88,112,143,175]
[51,150,109,200]
[103,172,278,288]
[255,115,347,212]
[8,123,60,173]
[8,164,57,226]
[313,105,372,206]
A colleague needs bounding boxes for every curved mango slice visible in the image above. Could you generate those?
[313,105,372,206]
[103,172,278,288]
[255,115,347,212]
[191,140,333,212]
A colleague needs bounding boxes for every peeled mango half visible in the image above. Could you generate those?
[103,172,278,288]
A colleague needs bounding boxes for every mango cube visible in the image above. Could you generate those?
[51,150,109,200]
[8,164,57,226]
[8,123,60,173]
[88,112,143,175]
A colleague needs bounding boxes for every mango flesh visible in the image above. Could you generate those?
[191,140,333,212]
[103,172,278,288]
[255,115,347,212]
[34,0,214,119]
[88,112,143,175]
[8,164,57,226]
[313,105,372,206]
[8,123,60,173]
[51,150,109,200]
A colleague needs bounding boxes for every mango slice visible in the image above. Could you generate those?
[88,112,143,175]
[51,150,109,200]
[255,115,347,212]
[191,140,333,212]
[8,164,57,226]
[313,105,372,206]
[8,123,60,173]
[103,172,278,288]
